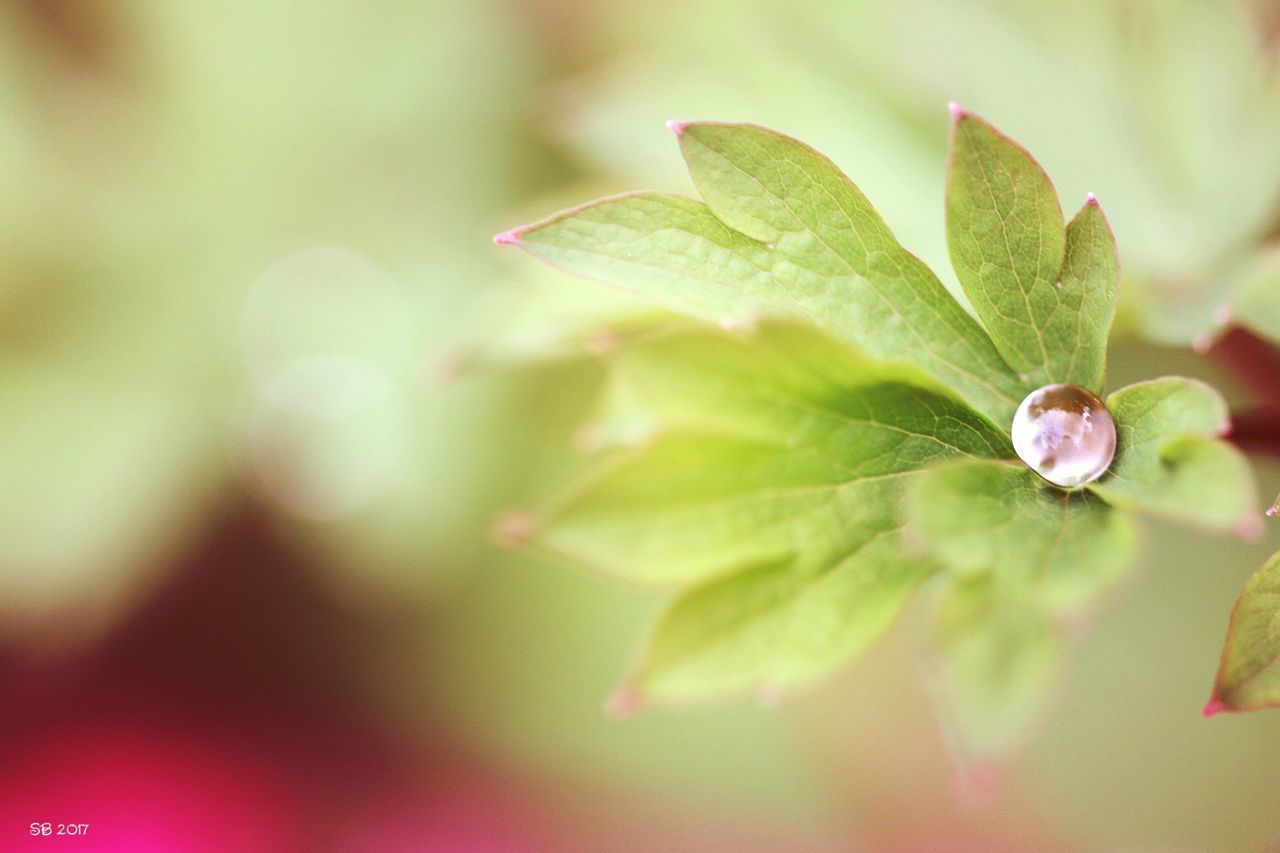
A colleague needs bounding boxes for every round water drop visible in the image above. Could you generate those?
[1011,384,1116,488]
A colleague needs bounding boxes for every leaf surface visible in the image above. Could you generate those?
[506,122,1028,424]
[1209,551,1280,713]
[946,111,1118,391]
[1088,378,1253,533]
[530,323,1011,702]
[932,575,1059,760]
[537,323,1011,588]
[908,458,1136,613]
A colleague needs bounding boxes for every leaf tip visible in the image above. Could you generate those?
[1202,697,1228,718]
[1085,191,1099,206]
[1217,417,1233,438]
[489,509,538,548]
[1236,512,1264,541]
[572,422,606,454]
[582,325,622,357]
[718,309,761,334]
[417,347,472,386]
[665,119,689,137]
[948,101,966,120]
[756,682,783,709]
[604,687,640,719]
[1267,502,1279,518]
[492,228,523,246]
[952,760,1004,807]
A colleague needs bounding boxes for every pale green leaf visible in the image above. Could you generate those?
[676,120,1015,420]
[1058,199,1121,389]
[530,323,1013,704]
[931,574,1059,760]
[946,110,1064,383]
[907,459,1136,613]
[947,110,1117,392]
[1208,551,1280,714]
[535,323,1012,588]
[637,538,930,702]
[505,122,1028,425]
[1088,378,1254,533]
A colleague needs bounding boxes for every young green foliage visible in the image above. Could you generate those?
[946,109,1118,392]
[501,122,1027,426]
[930,574,1059,762]
[1207,551,1280,715]
[1088,378,1254,533]
[495,108,1260,748]
[908,460,1136,614]
[528,322,1010,702]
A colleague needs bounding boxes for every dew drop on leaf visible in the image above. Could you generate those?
[1010,384,1116,488]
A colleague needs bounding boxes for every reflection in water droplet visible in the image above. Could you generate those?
[1010,384,1116,488]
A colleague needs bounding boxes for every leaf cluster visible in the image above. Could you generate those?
[498,109,1256,755]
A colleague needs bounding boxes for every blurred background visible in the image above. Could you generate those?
[3,0,1280,849]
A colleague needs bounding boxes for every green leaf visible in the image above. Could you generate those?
[907,459,1136,613]
[637,540,930,702]
[528,322,1012,703]
[535,322,1012,588]
[946,109,1118,392]
[1058,199,1121,389]
[433,267,679,375]
[1087,378,1254,533]
[931,574,1059,761]
[1207,551,1280,714]
[503,123,1028,425]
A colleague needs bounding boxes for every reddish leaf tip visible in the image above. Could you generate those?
[666,119,688,137]
[492,229,522,246]
[756,682,783,708]
[1237,513,1264,541]
[604,688,640,719]
[1217,417,1233,438]
[572,422,605,454]
[489,509,537,548]
[417,348,471,386]
[582,325,622,357]
[948,101,969,121]
[1202,698,1228,718]
[952,761,1003,808]
[1267,504,1279,518]
[1086,191,1099,206]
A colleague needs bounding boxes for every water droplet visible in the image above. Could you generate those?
[1010,384,1116,488]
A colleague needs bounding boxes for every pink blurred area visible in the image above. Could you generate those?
[0,513,839,852]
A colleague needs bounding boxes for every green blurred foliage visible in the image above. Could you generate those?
[556,0,1280,344]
